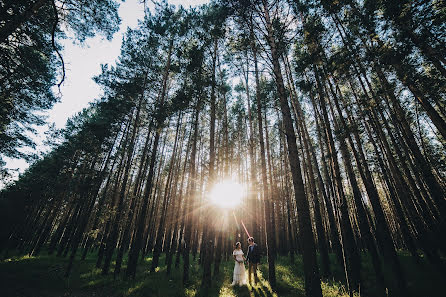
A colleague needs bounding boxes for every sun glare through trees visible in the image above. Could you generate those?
[1,0,445,297]
[209,180,246,209]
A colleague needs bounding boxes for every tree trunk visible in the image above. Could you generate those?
[126,39,173,278]
[261,1,321,294]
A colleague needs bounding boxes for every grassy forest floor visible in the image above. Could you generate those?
[0,250,443,297]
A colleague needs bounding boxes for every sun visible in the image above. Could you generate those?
[209,180,245,208]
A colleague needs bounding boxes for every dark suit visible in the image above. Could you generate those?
[246,243,260,264]
[246,243,260,284]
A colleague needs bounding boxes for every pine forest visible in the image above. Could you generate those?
[1,1,445,296]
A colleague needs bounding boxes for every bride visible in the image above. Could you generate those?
[231,242,247,286]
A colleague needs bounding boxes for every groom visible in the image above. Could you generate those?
[246,237,260,285]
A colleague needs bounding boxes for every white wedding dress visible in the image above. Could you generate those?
[232,249,247,286]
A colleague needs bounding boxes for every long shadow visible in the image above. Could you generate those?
[232,284,251,297]
[122,254,227,297]
[0,253,70,297]
[247,265,278,297]
[122,254,192,297]
[195,272,225,297]
[250,284,274,297]
[252,287,262,297]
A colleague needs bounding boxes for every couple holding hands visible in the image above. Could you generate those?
[231,237,261,286]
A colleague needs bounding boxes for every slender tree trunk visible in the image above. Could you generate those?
[113,121,154,275]
[313,67,359,294]
[261,1,321,294]
[102,77,147,275]
[250,12,276,287]
[202,37,218,287]
[151,113,182,272]
[126,39,173,278]
[183,97,201,285]
[325,75,386,294]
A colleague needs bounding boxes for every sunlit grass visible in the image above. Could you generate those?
[126,281,145,296]
[3,254,36,262]
[80,267,101,279]
[0,250,443,296]
[321,281,357,297]
[218,286,236,297]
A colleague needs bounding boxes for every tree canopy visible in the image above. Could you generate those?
[0,0,121,176]
[1,1,445,296]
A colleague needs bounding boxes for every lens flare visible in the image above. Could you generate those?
[209,180,245,208]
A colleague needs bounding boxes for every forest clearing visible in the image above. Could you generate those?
[1,0,445,296]
[1,252,443,297]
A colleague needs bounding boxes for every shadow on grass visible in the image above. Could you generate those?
[2,249,444,297]
[85,255,194,297]
[194,261,238,297]
[232,284,251,297]
[250,282,276,297]
[194,274,225,297]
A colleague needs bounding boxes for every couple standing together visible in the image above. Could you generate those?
[232,237,261,286]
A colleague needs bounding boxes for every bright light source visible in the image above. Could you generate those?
[209,180,245,208]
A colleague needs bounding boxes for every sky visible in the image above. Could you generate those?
[3,0,210,185]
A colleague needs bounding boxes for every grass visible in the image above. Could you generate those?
[0,250,443,296]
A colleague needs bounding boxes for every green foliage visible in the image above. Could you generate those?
[0,0,121,171]
[1,252,442,297]
[1,2,445,296]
